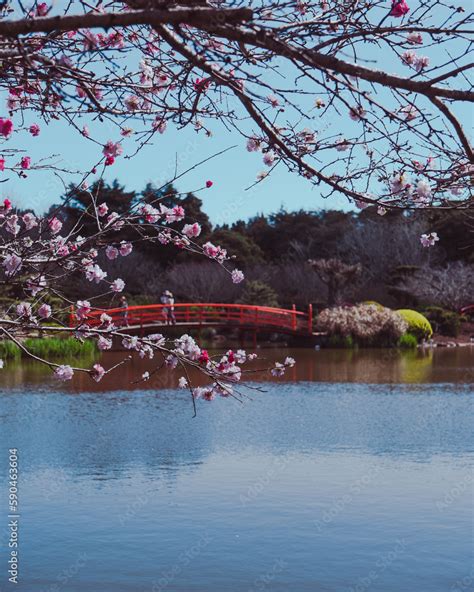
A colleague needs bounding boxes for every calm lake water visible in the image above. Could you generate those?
[0,348,473,591]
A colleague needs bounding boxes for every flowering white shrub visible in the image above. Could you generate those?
[316,304,408,346]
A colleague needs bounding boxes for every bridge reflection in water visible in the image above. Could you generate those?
[73,303,316,337]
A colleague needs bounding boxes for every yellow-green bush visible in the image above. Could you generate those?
[396,310,433,340]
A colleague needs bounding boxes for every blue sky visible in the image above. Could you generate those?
[5,115,351,225]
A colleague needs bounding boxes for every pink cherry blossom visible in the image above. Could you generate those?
[3,198,12,210]
[349,106,366,121]
[36,3,49,17]
[98,203,109,217]
[91,363,106,382]
[402,50,417,66]
[415,180,432,202]
[268,94,279,107]
[407,32,423,44]
[38,303,52,319]
[141,204,160,223]
[111,278,125,292]
[27,275,46,296]
[76,300,91,320]
[82,30,99,51]
[165,205,185,223]
[0,158,5,171]
[107,212,123,229]
[198,349,210,365]
[17,302,33,318]
[123,336,139,350]
[271,362,286,377]
[246,137,260,152]
[85,264,107,284]
[119,241,133,256]
[152,120,167,134]
[55,365,74,381]
[182,223,201,238]
[0,118,13,138]
[105,156,115,166]
[20,156,31,170]
[29,124,40,137]
[420,232,439,247]
[22,212,38,230]
[231,269,245,284]
[263,151,275,166]
[6,215,20,236]
[390,0,409,17]
[125,95,140,111]
[335,139,350,152]
[194,78,210,92]
[103,140,123,158]
[56,244,69,257]
[105,245,119,260]
[48,217,63,234]
[97,336,112,351]
[206,180,213,188]
[415,56,429,72]
[6,96,17,110]
[400,105,419,121]
[203,241,227,262]
[390,173,411,194]
[3,253,22,276]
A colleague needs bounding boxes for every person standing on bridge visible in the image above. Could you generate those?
[120,295,129,327]
[160,290,176,325]
[166,290,176,325]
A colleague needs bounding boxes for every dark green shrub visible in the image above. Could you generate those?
[238,281,279,308]
[327,334,355,349]
[423,307,461,337]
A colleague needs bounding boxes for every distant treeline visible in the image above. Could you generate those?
[7,180,474,311]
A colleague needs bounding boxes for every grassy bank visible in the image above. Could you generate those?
[0,338,97,360]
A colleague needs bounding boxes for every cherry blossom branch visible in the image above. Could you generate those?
[429,97,474,163]
[198,24,474,102]
[0,7,253,37]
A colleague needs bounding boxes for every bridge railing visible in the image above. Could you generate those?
[72,303,313,334]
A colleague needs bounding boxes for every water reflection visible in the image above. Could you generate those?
[0,346,472,391]
[0,380,472,591]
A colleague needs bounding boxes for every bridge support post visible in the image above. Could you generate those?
[292,304,297,331]
[308,303,313,334]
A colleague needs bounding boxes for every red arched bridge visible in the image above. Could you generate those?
[73,303,315,336]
